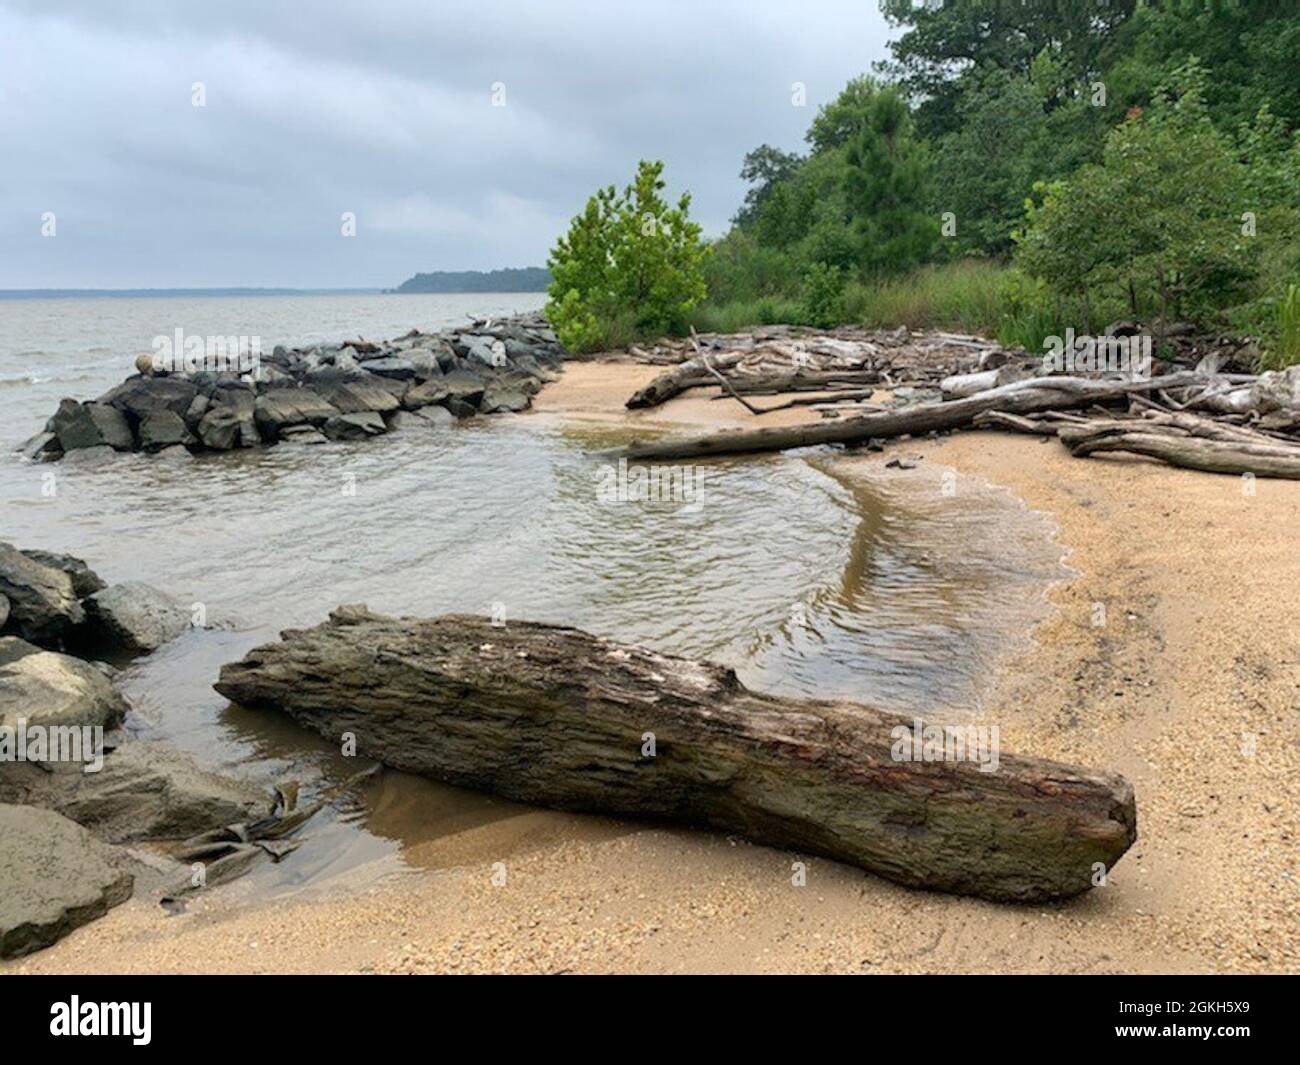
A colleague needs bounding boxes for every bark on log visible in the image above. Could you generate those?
[625,351,749,408]
[618,372,1206,462]
[215,606,1137,903]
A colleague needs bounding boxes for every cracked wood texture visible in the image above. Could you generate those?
[215,606,1137,902]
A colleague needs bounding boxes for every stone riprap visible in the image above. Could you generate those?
[21,312,565,461]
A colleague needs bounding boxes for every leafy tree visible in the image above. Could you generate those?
[878,0,1137,138]
[546,160,709,351]
[1016,65,1257,328]
[735,145,803,226]
[806,76,882,155]
[843,88,938,275]
[932,69,1051,257]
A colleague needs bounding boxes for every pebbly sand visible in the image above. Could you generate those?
[8,362,1298,975]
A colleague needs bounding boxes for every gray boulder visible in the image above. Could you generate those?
[137,410,195,452]
[480,381,533,413]
[82,582,191,654]
[277,425,329,446]
[49,400,134,452]
[99,375,198,419]
[253,388,339,433]
[0,542,85,644]
[0,742,269,844]
[316,379,401,414]
[323,411,387,441]
[457,334,508,368]
[0,636,129,732]
[196,391,261,450]
[388,407,456,431]
[0,804,133,959]
[18,550,105,599]
[404,368,486,410]
[358,356,417,380]
[0,594,8,630]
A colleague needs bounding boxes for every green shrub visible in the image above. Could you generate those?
[546,160,708,352]
[800,263,847,328]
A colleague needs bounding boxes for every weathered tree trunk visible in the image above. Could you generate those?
[618,372,1205,461]
[215,606,1137,903]
[1060,425,1300,478]
[625,350,750,408]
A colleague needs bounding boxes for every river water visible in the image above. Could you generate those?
[0,293,1069,899]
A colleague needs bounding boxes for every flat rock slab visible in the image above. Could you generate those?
[0,741,269,843]
[0,636,129,732]
[0,803,133,959]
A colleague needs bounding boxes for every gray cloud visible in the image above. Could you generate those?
[0,0,891,288]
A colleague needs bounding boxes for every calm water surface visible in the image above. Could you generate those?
[0,293,1068,898]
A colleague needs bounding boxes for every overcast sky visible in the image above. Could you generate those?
[0,1,893,289]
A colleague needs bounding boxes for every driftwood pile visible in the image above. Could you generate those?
[620,328,1300,480]
[624,326,1014,411]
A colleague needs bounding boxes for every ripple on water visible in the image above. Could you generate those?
[0,418,1068,895]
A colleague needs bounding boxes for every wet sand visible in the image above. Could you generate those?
[9,362,1298,974]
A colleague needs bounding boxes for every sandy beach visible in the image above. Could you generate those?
[8,362,1298,975]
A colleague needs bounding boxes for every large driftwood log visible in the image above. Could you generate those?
[618,372,1204,461]
[215,606,1137,903]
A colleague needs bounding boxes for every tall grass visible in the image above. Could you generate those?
[847,260,1010,333]
[1257,283,1300,371]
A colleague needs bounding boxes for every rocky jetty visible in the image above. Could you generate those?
[21,312,565,461]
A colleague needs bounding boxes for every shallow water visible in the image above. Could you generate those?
[0,293,1069,899]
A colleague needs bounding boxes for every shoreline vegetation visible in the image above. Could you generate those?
[542,4,1300,372]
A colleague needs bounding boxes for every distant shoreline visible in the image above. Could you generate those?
[0,288,385,300]
[0,287,549,300]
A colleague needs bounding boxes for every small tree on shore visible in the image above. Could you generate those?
[546,161,708,352]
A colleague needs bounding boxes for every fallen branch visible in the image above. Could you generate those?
[1060,425,1300,478]
[618,372,1208,461]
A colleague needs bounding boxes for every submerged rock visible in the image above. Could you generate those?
[0,803,133,959]
[81,582,192,655]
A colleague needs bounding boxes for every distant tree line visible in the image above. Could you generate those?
[395,267,551,294]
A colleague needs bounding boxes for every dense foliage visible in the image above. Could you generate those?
[550,2,1300,365]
